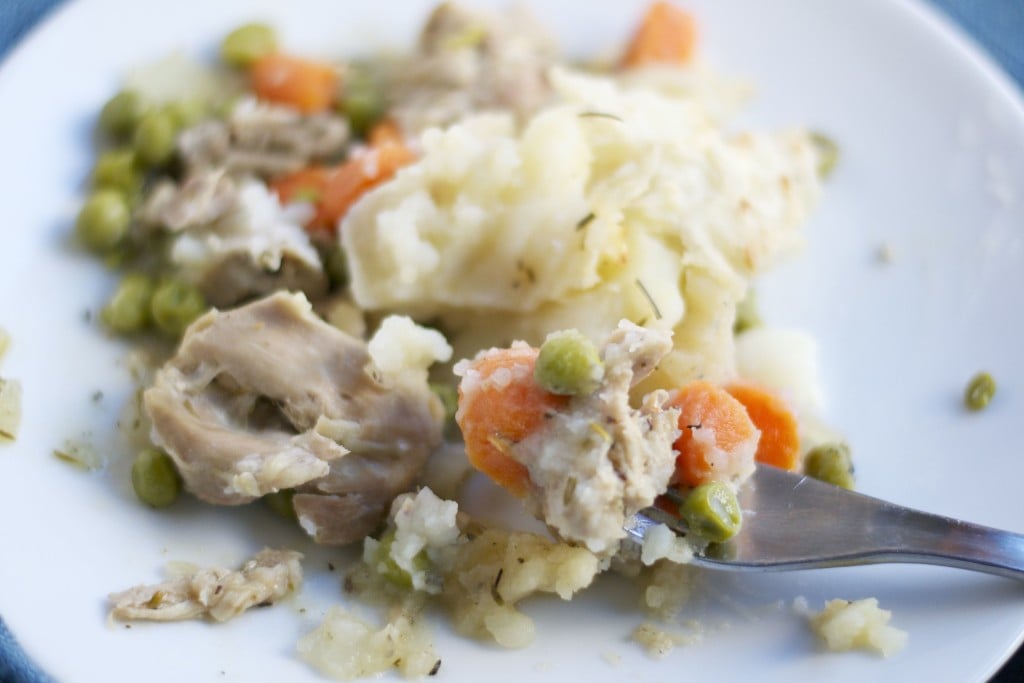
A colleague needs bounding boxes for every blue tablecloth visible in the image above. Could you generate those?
[1,1,1022,682]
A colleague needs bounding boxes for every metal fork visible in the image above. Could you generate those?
[626,465,1024,580]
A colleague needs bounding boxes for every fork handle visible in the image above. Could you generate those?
[864,504,1024,580]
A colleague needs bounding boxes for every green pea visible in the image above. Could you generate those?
[220,23,277,68]
[964,371,996,411]
[133,110,178,168]
[150,279,207,337]
[373,528,429,589]
[679,481,742,543]
[341,68,385,138]
[99,89,146,138]
[131,447,181,508]
[101,274,155,334]
[810,132,839,179]
[163,99,207,130]
[263,489,297,521]
[75,189,131,252]
[534,329,604,396]
[804,443,854,489]
[92,149,141,197]
[733,288,761,334]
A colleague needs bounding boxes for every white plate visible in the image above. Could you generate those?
[2,0,1023,681]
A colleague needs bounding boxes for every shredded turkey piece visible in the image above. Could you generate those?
[109,548,302,622]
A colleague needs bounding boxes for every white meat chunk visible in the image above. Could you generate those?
[455,321,680,555]
[177,97,349,178]
[165,178,328,307]
[292,492,386,546]
[523,323,680,554]
[388,2,555,133]
[108,548,302,622]
[139,170,239,232]
[144,293,448,538]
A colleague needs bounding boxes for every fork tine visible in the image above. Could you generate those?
[623,505,688,545]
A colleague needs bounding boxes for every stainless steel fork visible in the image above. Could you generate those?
[626,465,1024,580]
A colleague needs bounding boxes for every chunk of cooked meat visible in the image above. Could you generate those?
[178,97,349,178]
[388,2,555,133]
[158,177,327,307]
[139,170,239,232]
[144,293,448,537]
[293,316,455,544]
[518,323,680,554]
[292,492,387,546]
[454,321,680,555]
[109,548,302,622]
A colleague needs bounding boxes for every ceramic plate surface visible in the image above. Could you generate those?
[1,0,1023,681]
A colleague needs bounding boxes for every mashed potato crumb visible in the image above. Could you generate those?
[368,488,462,594]
[0,328,20,442]
[297,606,439,680]
[632,623,677,658]
[735,327,824,414]
[639,523,693,566]
[631,621,702,658]
[641,560,695,620]
[443,528,600,648]
[0,378,21,442]
[367,315,453,382]
[801,597,907,658]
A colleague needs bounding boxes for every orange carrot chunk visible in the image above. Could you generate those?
[725,382,801,471]
[667,380,759,488]
[456,345,569,497]
[269,126,416,235]
[252,52,338,114]
[621,1,698,68]
[318,139,415,230]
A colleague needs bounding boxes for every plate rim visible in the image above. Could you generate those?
[0,0,1023,681]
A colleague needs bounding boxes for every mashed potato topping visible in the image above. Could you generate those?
[344,67,820,382]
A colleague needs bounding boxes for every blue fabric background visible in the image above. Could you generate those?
[0,1,1022,682]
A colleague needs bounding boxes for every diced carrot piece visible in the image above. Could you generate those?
[318,140,415,229]
[251,52,338,113]
[725,382,801,471]
[667,380,760,487]
[269,129,415,235]
[455,345,569,497]
[621,1,698,68]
